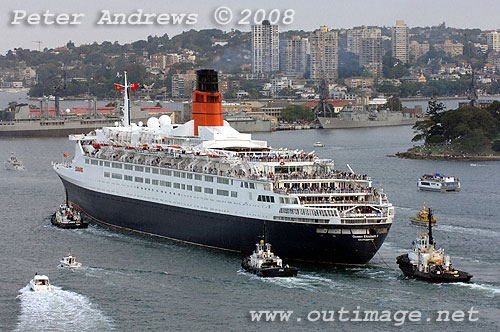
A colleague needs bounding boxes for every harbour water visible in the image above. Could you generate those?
[1,126,499,331]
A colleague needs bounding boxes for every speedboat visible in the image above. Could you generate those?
[29,274,51,291]
[60,253,82,268]
[313,142,325,147]
[417,173,461,192]
[242,240,299,278]
[397,209,472,283]
[51,202,88,229]
[4,152,25,171]
[409,205,437,227]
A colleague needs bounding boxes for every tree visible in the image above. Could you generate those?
[412,99,446,143]
[386,97,402,112]
[280,105,315,122]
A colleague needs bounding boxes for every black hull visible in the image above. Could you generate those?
[241,258,299,278]
[396,254,472,283]
[50,213,89,229]
[59,177,391,265]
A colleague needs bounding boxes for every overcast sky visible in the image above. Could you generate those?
[2,0,499,54]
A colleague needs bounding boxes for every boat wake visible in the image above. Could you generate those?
[439,224,500,238]
[238,269,341,292]
[15,285,115,332]
[451,282,500,297]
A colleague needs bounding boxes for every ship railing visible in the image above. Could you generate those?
[273,187,375,195]
[341,212,388,218]
[271,172,370,182]
[243,156,316,163]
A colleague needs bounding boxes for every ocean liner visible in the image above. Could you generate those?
[53,69,394,264]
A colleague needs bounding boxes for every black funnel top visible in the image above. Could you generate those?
[196,69,219,93]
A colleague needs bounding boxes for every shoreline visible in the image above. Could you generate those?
[400,95,500,102]
[394,151,500,161]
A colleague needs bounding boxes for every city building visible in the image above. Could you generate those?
[347,26,381,55]
[171,71,195,98]
[359,32,383,77]
[392,20,409,63]
[409,41,430,62]
[344,77,375,89]
[309,26,339,81]
[487,31,500,52]
[150,53,180,69]
[252,20,279,73]
[487,51,500,70]
[434,40,464,57]
[279,36,309,78]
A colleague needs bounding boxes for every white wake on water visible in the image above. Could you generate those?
[438,224,500,238]
[15,285,115,332]
[452,282,500,297]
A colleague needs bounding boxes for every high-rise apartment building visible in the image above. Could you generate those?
[392,20,409,63]
[279,36,309,78]
[347,26,381,55]
[487,31,500,52]
[309,26,338,81]
[252,20,279,73]
[359,31,383,77]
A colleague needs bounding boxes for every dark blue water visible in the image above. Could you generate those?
[1,127,499,331]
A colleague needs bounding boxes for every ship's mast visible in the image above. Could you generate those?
[115,71,132,127]
[123,71,130,127]
[428,208,434,245]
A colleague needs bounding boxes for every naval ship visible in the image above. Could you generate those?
[0,99,162,137]
[317,106,418,129]
[53,69,394,264]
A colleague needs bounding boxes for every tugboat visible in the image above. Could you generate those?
[51,202,89,229]
[242,240,299,278]
[409,205,437,226]
[60,252,82,268]
[417,173,461,192]
[4,152,25,171]
[397,209,472,283]
[29,273,51,291]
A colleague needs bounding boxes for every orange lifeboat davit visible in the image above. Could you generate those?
[191,69,223,136]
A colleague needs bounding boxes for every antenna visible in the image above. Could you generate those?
[32,40,43,52]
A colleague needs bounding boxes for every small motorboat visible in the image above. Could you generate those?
[313,142,325,147]
[60,253,82,268]
[409,205,437,227]
[242,240,299,278]
[417,173,461,192]
[397,209,472,283]
[29,273,51,291]
[4,152,25,171]
[51,202,89,229]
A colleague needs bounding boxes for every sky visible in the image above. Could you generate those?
[2,0,500,54]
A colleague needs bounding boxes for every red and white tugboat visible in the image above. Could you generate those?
[397,209,472,283]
